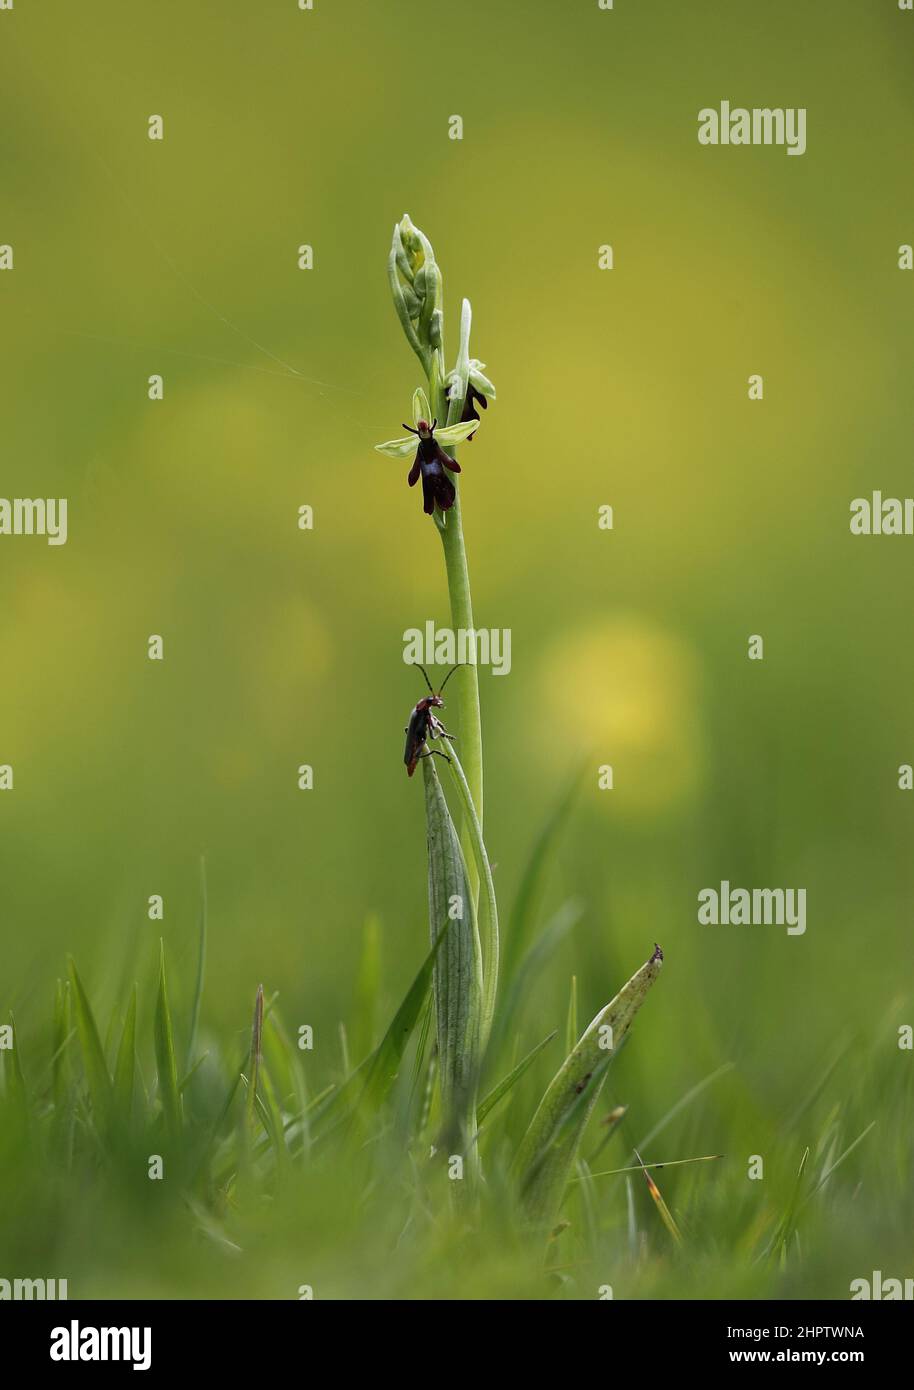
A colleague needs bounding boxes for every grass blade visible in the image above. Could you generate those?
[767,1145,810,1262]
[634,1060,735,1152]
[113,984,137,1124]
[4,1013,28,1110]
[356,922,451,1116]
[807,1120,876,1200]
[258,1060,290,1176]
[265,1009,310,1160]
[577,1153,722,1181]
[245,984,264,1133]
[51,978,73,1108]
[154,940,182,1139]
[67,958,113,1134]
[503,763,586,984]
[351,914,381,1064]
[634,1147,683,1246]
[486,898,582,1066]
[477,1029,557,1124]
[185,854,208,1072]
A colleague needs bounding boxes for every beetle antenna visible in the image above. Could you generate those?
[436,662,464,696]
[412,663,434,694]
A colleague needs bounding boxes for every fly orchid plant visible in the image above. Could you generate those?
[375,215,497,861]
[375,215,498,1172]
[374,216,662,1216]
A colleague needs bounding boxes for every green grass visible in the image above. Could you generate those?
[1,858,910,1299]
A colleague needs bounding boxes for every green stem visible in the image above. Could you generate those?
[428,309,484,849]
[437,495,483,829]
[427,334,483,917]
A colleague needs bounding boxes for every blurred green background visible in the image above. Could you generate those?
[1,0,913,1297]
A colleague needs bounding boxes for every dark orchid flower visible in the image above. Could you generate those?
[375,389,479,515]
[459,383,488,439]
[404,418,461,515]
[447,359,496,441]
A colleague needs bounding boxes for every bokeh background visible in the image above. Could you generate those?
[2,0,913,1297]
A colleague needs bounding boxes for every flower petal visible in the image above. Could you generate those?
[435,419,481,448]
[374,436,417,459]
[469,366,496,400]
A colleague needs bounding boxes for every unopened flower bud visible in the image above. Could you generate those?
[388,213,444,372]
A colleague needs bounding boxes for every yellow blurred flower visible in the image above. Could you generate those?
[533,615,704,814]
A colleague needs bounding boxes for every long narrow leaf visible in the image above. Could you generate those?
[4,1012,28,1113]
[634,1147,683,1245]
[51,979,73,1108]
[486,898,583,1066]
[514,944,664,1226]
[154,941,182,1139]
[503,764,586,983]
[351,915,382,1064]
[113,985,137,1124]
[245,984,264,1133]
[767,1145,810,1261]
[356,921,451,1115]
[423,755,482,1147]
[478,1029,557,1124]
[186,854,208,1072]
[443,745,499,1054]
[67,958,113,1133]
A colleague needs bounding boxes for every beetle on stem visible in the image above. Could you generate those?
[404,663,462,776]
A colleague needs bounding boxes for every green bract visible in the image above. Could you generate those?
[448,359,497,405]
